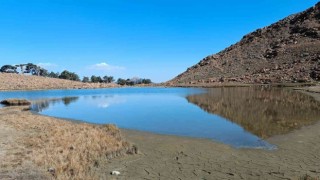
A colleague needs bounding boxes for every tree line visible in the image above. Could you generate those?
[0,63,48,76]
[0,63,152,85]
[116,78,152,85]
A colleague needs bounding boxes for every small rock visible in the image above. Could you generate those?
[111,171,120,176]
[264,48,278,59]
[48,167,56,176]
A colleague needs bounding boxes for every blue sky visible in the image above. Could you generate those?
[0,0,318,82]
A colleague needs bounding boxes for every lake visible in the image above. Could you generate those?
[1,87,320,149]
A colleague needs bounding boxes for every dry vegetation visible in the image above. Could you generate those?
[0,106,137,179]
[298,85,320,93]
[0,73,119,91]
[0,99,31,106]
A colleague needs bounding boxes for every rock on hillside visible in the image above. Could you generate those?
[170,2,320,85]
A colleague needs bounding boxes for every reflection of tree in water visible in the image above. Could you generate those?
[186,87,320,139]
[61,97,79,106]
[32,97,79,112]
[91,95,102,99]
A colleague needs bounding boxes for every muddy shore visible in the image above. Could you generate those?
[104,121,320,179]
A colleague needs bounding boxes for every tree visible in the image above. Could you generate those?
[82,76,89,83]
[15,64,27,74]
[109,76,115,83]
[91,75,97,82]
[0,65,18,73]
[103,75,114,83]
[91,75,103,83]
[22,63,48,76]
[91,75,98,83]
[97,76,103,83]
[117,78,126,85]
[39,68,48,76]
[48,72,60,78]
[126,79,134,86]
[59,70,80,81]
[142,79,152,84]
[25,63,40,75]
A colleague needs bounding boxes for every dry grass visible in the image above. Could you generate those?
[0,106,136,179]
[302,85,320,93]
[0,73,119,91]
[300,174,319,180]
[0,99,31,106]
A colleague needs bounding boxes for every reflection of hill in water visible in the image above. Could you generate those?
[32,97,79,112]
[186,87,320,139]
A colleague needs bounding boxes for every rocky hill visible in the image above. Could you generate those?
[169,2,320,85]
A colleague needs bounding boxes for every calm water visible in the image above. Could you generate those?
[1,87,320,149]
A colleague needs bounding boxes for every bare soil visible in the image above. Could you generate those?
[105,122,320,179]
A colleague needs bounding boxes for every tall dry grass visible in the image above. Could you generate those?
[1,106,137,179]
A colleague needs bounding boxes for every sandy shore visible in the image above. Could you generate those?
[0,87,320,179]
[103,122,320,180]
[0,73,119,91]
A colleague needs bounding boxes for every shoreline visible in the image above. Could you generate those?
[0,86,320,179]
[1,72,319,92]
[105,87,320,179]
[166,82,319,88]
[105,118,320,179]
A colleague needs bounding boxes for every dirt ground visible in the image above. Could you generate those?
[103,122,320,180]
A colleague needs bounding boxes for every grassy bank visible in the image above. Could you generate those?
[0,106,136,179]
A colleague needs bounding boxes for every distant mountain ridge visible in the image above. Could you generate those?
[169,2,320,85]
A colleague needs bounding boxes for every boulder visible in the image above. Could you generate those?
[264,48,278,59]
[310,69,320,80]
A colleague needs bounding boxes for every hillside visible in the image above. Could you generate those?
[0,73,118,91]
[169,2,320,85]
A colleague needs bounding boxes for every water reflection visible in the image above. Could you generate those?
[96,96,126,108]
[4,87,318,149]
[186,87,320,138]
[32,97,79,112]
